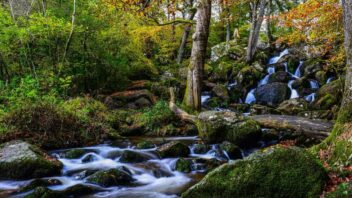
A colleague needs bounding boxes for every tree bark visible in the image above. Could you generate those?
[176,0,196,64]
[183,0,211,111]
[246,0,266,63]
[341,0,352,109]
[62,0,76,65]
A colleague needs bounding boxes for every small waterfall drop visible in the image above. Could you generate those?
[304,93,316,103]
[309,80,319,89]
[268,49,289,65]
[326,77,334,84]
[245,89,256,104]
[288,80,299,99]
[293,61,303,78]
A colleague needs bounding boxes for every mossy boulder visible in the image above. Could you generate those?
[236,66,262,90]
[175,158,192,173]
[197,111,261,147]
[119,150,154,163]
[19,179,62,192]
[86,169,133,187]
[65,149,88,159]
[192,144,210,154]
[157,141,190,158]
[182,147,327,198]
[277,98,309,115]
[312,80,343,110]
[24,187,62,198]
[0,141,62,180]
[136,141,155,149]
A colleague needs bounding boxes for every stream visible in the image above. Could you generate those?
[0,135,277,198]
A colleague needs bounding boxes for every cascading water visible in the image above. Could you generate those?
[201,92,211,105]
[288,80,299,99]
[268,49,289,65]
[304,93,316,103]
[258,67,275,86]
[293,61,303,78]
[309,80,319,89]
[245,89,256,104]
[326,77,334,84]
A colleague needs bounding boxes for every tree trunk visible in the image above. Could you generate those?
[246,0,266,63]
[176,0,196,64]
[183,0,211,110]
[341,0,352,109]
[318,0,352,166]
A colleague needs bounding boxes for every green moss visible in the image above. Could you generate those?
[158,141,190,158]
[136,141,154,149]
[65,149,87,159]
[24,187,62,198]
[175,158,192,173]
[225,119,261,147]
[182,147,327,198]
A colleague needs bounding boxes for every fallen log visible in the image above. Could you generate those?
[250,114,333,139]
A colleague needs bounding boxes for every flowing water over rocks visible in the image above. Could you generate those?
[0,135,277,198]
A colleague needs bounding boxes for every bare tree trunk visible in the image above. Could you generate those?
[176,1,196,64]
[183,0,211,110]
[62,0,76,66]
[246,0,266,63]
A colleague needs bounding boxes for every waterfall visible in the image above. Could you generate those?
[268,49,289,65]
[258,67,275,86]
[288,80,299,99]
[293,61,303,78]
[326,77,334,84]
[245,89,256,104]
[309,80,319,89]
[304,93,316,103]
[201,93,211,105]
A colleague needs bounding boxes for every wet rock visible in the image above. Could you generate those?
[105,150,123,159]
[175,158,192,173]
[254,82,291,107]
[24,187,62,198]
[236,66,263,90]
[268,71,292,83]
[119,150,154,163]
[182,147,327,198]
[197,111,261,147]
[86,169,134,187]
[157,141,190,158]
[219,142,242,160]
[19,179,62,192]
[228,103,250,113]
[192,144,210,154]
[65,149,89,159]
[136,141,155,149]
[277,98,308,115]
[0,141,62,179]
[212,84,230,102]
[62,184,97,196]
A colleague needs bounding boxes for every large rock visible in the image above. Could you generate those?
[104,89,156,109]
[182,147,327,198]
[0,141,62,179]
[255,82,291,107]
[197,111,261,147]
[119,150,155,163]
[86,169,134,187]
[157,141,190,158]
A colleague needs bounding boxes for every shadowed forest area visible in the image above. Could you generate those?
[0,0,351,197]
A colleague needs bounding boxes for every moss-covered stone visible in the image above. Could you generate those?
[86,169,133,187]
[197,111,261,147]
[277,98,308,115]
[0,141,62,180]
[20,179,62,192]
[157,141,190,158]
[236,66,263,90]
[182,147,327,198]
[24,187,62,198]
[312,79,343,110]
[136,141,155,149]
[119,150,154,163]
[62,184,96,196]
[175,158,192,173]
[192,144,210,154]
[65,149,87,159]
